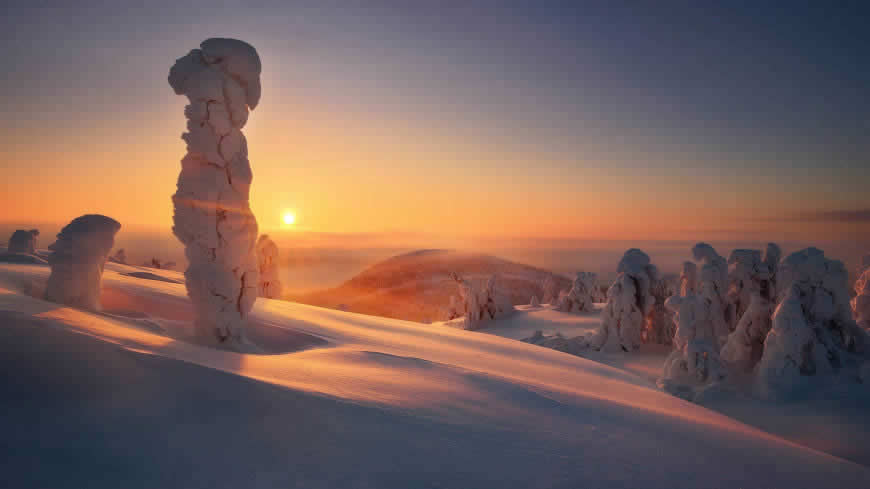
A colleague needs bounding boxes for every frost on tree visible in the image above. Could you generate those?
[756,248,868,399]
[556,272,597,313]
[7,229,39,254]
[256,235,283,299]
[541,274,559,304]
[450,272,515,330]
[169,38,262,348]
[44,215,120,311]
[589,249,658,352]
[853,255,870,330]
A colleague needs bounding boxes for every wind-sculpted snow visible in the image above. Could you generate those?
[256,235,283,299]
[7,229,39,254]
[853,255,870,329]
[555,272,597,313]
[1,263,868,488]
[169,38,261,349]
[757,248,868,399]
[43,215,120,310]
[590,249,659,352]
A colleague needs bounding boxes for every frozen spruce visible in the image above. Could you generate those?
[556,272,597,313]
[256,235,283,299]
[529,295,540,307]
[541,274,559,305]
[590,249,658,352]
[756,248,868,399]
[679,261,698,296]
[7,229,39,254]
[450,273,515,330]
[169,38,262,349]
[44,215,120,310]
[853,255,870,330]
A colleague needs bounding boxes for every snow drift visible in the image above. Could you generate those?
[169,38,262,349]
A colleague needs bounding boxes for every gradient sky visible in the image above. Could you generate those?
[2,1,868,246]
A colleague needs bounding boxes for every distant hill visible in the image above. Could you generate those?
[290,249,572,323]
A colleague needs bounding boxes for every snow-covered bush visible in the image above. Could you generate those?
[44,215,120,310]
[529,295,540,307]
[644,274,676,344]
[589,249,658,352]
[169,38,262,348]
[852,254,870,330]
[7,229,39,254]
[256,235,283,298]
[756,248,868,399]
[556,272,597,313]
[450,273,515,329]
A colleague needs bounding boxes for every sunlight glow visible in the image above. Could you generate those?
[283,212,296,225]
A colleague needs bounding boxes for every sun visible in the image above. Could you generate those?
[282,212,295,225]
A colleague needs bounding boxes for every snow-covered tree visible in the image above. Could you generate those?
[256,235,283,298]
[541,274,559,304]
[644,273,676,345]
[7,229,39,254]
[450,272,515,330]
[589,249,658,352]
[556,272,597,313]
[169,38,262,349]
[44,215,120,311]
[679,261,698,296]
[529,295,540,307]
[756,248,868,399]
[853,255,870,330]
[109,248,127,264]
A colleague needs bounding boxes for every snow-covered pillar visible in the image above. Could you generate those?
[168,38,262,348]
[256,235,283,299]
[7,229,39,254]
[44,215,120,310]
[590,249,658,352]
[756,248,868,399]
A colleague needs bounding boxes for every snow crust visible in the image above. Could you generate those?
[43,215,120,310]
[256,235,283,299]
[169,38,262,349]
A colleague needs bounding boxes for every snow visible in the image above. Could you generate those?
[1,263,869,487]
[43,215,120,311]
[555,271,597,313]
[256,234,283,298]
[852,255,870,330]
[449,273,515,329]
[169,38,262,349]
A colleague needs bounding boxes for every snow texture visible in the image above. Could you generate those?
[450,273,515,329]
[756,248,868,399]
[590,249,658,352]
[7,229,39,254]
[44,215,120,310]
[169,38,262,348]
[853,254,870,330]
[555,272,597,313]
[256,235,282,299]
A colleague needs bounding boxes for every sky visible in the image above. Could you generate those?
[1,1,868,249]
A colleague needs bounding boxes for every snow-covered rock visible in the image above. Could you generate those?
[555,272,597,313]
[590,249,658,352]
[169,38,261,348]
[256,235,283,299]
[756,248,868,399]
[450,273,515,329]
[44,215,120,310]
[7,229,39,254]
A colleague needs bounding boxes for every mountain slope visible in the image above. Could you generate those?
[292,249,572,322]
